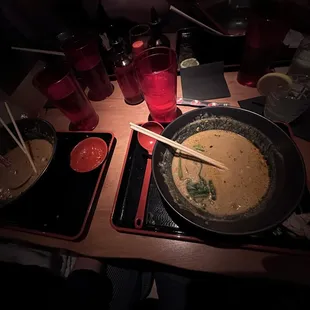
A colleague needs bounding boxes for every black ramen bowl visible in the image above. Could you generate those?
[152,107,306,235]
[0,118,57,209]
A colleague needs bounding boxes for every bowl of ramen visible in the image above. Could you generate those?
[0,118,56,209]
[152,107,306,235]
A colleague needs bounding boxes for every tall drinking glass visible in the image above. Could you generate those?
[264,75,310,123]
[62,36,113,101]
[237,8,289,87]
[33,63,99,131]
[135,47,177,123]
[288,36,310,76]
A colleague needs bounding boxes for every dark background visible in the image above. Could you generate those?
[1,0,310,95]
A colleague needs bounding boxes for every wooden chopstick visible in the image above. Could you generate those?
[130,123,228,170]
[2,102,37,174]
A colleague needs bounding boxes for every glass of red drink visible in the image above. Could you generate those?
[62,36,113,101]
[237,5,289,87]
[33,62,99,131]
[134,47,177,123]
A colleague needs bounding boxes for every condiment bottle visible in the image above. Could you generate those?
[148,7,170,48]
[113,39,144,105]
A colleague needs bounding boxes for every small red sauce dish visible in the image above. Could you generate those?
[70,137,108,173]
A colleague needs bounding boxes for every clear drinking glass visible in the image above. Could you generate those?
[62,36,113,101]
[264,75,310,123]
[135,47,177,123]
[237,3,289,87]
[288,36,310,76]
[33,63,99,131]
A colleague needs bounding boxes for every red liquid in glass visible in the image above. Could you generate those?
[115,63,143,105]
[237,46,272,87]
[48,79,99,130]
[76,56,113,101]
[141,71,177,123]
[237,10,289,87]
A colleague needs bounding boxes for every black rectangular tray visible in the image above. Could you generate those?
[111,129,310,254]
[0,131,116,241]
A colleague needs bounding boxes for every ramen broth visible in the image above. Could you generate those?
[171,130,270,216]
[0,139,53,201]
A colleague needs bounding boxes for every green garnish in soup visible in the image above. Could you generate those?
[193,144,205,152]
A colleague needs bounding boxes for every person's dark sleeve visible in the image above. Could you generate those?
[0,261,112,309]
[0,262,64,309]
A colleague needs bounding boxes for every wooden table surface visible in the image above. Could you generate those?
[1,73,310,284]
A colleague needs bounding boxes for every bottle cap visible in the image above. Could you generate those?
[132,40,144,56]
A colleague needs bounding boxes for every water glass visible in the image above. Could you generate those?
[237,8,289,87]
[62,36,113,101]
[135,47,177,123]
[33,63,99,131]
[288,36,310,76]
[264,75,310,123]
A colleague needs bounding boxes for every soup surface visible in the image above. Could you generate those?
[0,139,53,201]
[171,130,270,216]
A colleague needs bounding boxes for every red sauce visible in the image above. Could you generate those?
[70,137,108,173]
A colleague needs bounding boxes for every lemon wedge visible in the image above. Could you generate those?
[257,73,293,96]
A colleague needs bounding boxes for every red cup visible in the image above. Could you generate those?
[135,47,177,123]
[62,36,113,101]
[237,5,289,87]
[33,63,99,131]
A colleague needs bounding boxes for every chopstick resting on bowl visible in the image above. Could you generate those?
[130,123,228,170]
[0,102,37,174]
